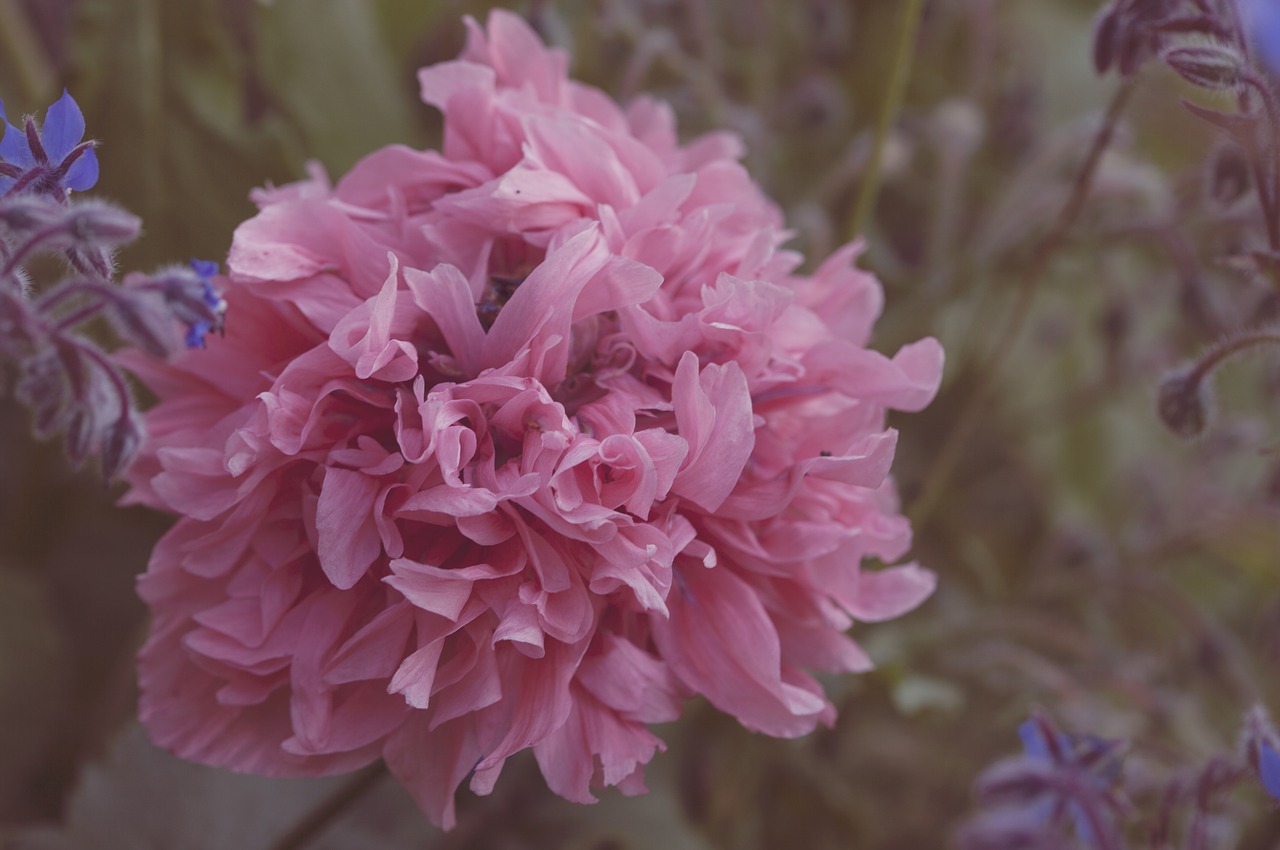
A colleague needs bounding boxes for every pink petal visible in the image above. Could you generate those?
[653,563,826,737]
[384,715,484,830]
[670,352,755,512]
[315,468,383,590]
[846,562,937,622]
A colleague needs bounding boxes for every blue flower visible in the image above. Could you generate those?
[1017,714,1125,848]
[1242,0,1280,74]
[0,90,99,198]
[1259,739,1280,800]
[183,260,226,349]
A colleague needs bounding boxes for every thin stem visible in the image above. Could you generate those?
[269,762,388,850]
[1188,327,1280,382]
[38,279,118,313]
[1,221,67,278]
[909,81,1136,532]
[53,302,110,332]
[848,0,926,239]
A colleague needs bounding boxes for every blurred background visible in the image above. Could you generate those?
[2,0,1280,847]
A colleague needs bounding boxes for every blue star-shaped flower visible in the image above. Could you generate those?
[0,90,99,197]
[1018,714,1125,847]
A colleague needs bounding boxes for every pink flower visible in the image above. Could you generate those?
[123,10,944,828]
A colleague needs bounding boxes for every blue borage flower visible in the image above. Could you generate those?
[0,90,99,198]
[184,259,226,349]
[1017,713,1126,848]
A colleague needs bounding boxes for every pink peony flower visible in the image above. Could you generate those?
[123,10,944,828]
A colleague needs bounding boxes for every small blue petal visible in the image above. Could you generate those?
[190,259,219,280]
[186,320,211,349]
[1018,719,1051,761]
[40,89,86,164]
[1260,741,1280,800]
[0,119,34,169]
[65,146,99,192]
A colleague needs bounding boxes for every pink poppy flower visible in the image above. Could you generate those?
[123,10,943,828]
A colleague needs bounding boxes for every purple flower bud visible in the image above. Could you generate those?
[64,200,141,246]
[1162,43,1246,91]
[136,260,227,349]
[109,289,184,359]
[100,411,142,481]
[0,194,61,236]
[15,349,68,438]
[1156,367,1211,438]
[1206,142,1251,207]
[64,408,94,469]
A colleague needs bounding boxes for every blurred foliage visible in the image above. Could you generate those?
[2,0,1280,848]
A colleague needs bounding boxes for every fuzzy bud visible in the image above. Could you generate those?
[15,350,68,438]
[1207,143,1251,207]
[127,262,227,349]
[0,195,61,236]
[63,200,142,247]
[64,408,95,469]
[1156,367,1211,438]
[1162,43,1246,91]
[108,289,184,358]
[100,412,143,481]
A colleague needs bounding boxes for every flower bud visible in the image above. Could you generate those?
[0,195,61,236]
[64,200,142,246]
[109,289,184,358]
[16,350,68,439]
[64,408,94,469]
[1207,142,1251,207]
[1162,43,1246,91]
[100,412,142,481]
[1156,367,1211,439]
[1092,5,1122,75]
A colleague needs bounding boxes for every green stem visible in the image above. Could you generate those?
[909,81,1136,532]
[848,0,926,239]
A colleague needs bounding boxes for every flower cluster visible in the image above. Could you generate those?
[124,10,943,827]
[0,91,225,480]
[959,708,1280,849]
